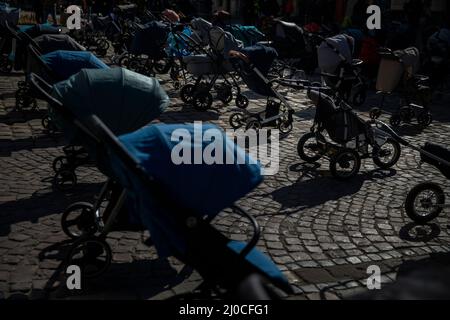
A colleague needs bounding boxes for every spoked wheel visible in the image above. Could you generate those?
[193,92,213,111]
[372,138,401,169]
[52,156,70,173]
[417,111,433,127]
[330,149,361,180]
[297,132,324,163]
[53,170,77,191]
[153,58,171,74]
[66,237,112,278]
[390,114,402,127]
[229,112,245,129]
[236,94,249,109]
[180,84,195,104]
[405,182,445,224]
[369,107,382,120]
[278,119,293,135]
[61,202,98,239]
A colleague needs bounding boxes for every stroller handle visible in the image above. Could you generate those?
[28,73,63,109]
[230,205,261,258]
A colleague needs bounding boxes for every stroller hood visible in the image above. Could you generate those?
[112,123,262,257]
[42,50,109,80]
[34,34,86,54]
[52,67,169,137]
[130,21,169,56]
[318,34,354,74]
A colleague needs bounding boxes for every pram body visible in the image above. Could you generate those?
[297,91,401,179]
[47,67,169,190]
[370,47,433,128]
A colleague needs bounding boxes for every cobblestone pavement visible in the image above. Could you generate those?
[1,61,450,300]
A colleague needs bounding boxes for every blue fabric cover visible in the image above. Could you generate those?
[239,44,278,96]
[51,67,169,140]
[42,50,109,79]
[130,21,169,56]
[227,241,289,288]
[227,25,265,47]
[112,123,263,257]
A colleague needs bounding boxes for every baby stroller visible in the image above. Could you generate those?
[30,73,292,298]
[369,47,433,128]
[404,143,450,224]
[180,21,245,111]
[317,34,367,107]
[42,67,169,190]
[297,91,401,179]
[16,46,108,128]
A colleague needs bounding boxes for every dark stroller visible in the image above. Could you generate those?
[43,67,169,190]
[369,47,433,128]
[16,46,107,113]
[404,143,450,224]
[317,34,367,107]
[297,91,401,179]
[422,28,450,92]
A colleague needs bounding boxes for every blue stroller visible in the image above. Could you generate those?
[30,73,291,298]
[16,46,107,115]
[39,67,168,190]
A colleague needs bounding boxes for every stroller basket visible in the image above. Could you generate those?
[421,143,450,179]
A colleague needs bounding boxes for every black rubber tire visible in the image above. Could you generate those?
[417,112,433,127]
[330,149,361,180]
[61,202,97,239]
[297,132,323,163]
[180,84,195,104]
[193,92,213,111]
[229,113,244,129]
[236,95,249,109]
[369,108,382,120]
[372,138,401,169]
[405,182,445,224]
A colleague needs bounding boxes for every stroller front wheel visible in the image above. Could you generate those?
[330,149,361,180]
[417,112,433,128]
[193,92,213,111]
[180,84,195,104]
[372,138,401,169]
[236,95,249,109]
[297,132,323,163]
[405,182,445,224]
[62,202,98,239]
[229,113,245,129]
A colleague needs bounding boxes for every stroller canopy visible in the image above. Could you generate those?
[52,67,169,137]
[318,34,354,74]
[130,21,169,56]
[113,123,262,257]
[42,50,109,80]
[34,34,86,54]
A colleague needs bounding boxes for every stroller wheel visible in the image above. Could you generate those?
[66,237,112,279]
[330,149,361,180]
[52,156,70,173]
[405,182,445,224]
[297,132,324,163]
[54,169,78,191]
[372,138,401,169]
[236,95,249,109]
[278,120,293,135]
[180,84,195,104]
[417,112,433,127]
[229,113,245,129]
[399,107,413,123]
[0,57,12,74]
[389,114,402,127]
[369,108,382,120]
[62,202,98,239]
[153,58,171,74]
[245,117,262,131]
[193,92,213,111]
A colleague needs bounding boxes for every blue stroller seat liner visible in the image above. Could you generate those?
[130,21,169,56]
[166,25,192,58]
[51,68,169,169]
[41,50,109,80]
[112,123,262,258]
[239,44,279,97]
